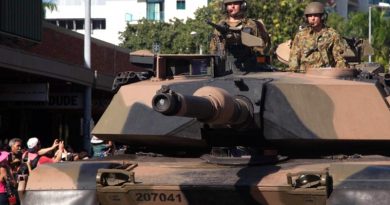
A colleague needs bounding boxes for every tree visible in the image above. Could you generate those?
[368,9,390,67]
[119,6,216,54]
[120,0,389,70]
[43,0,57,17]
[327,10,390,69]
[120,0,311,55]
[119,18,193,54]
[246,0,310,47]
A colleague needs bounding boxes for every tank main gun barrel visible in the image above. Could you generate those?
[152,86,253,126]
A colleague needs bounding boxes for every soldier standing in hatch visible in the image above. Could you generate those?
[289,1,347,72]
[209,0,270,71]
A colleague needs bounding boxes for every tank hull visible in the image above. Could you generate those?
[18,155,390,205]
[95,155,390,205]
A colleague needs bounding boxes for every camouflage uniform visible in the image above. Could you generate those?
[289,26,347,72]
[209,18,270,57]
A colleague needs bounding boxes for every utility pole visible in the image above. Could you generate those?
[83,0,92,154]
[368,5,372,63]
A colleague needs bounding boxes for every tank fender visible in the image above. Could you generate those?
[20,161,122,205]
[328,163,390,205]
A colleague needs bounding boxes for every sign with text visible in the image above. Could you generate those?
[47,93,83,109]
[0,83,49,101]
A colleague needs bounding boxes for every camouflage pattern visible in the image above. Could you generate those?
[96,156,390,205]
[93,54,390,147]
[209,18,270,56]
[289,26,347,72]
[19,161,122,205]
[19,54,388,205]
[92,54,390,205]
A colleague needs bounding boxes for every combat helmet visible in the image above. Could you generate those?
[304,2,325,15]
[304,1,327,22]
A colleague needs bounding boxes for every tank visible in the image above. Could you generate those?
[17,24,390,205]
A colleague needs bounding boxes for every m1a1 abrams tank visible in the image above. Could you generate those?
[89,25,390,204]
[18,24,390,205]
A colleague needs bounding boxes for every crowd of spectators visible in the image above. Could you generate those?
[0,136,99,205]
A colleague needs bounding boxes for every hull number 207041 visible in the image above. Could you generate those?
[134,192,183,203]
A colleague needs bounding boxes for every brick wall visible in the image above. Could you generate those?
[1,22,144,76]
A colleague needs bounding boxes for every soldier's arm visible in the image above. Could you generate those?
[209,32,221,55]
[331,32,348,68]
[252,19,270,55]
[209,21,225,54]
[209,33,217,54]
[289,35,301,71]
[255,20,271,54]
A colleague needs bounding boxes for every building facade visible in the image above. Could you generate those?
[333,0,390,17]
[0,19,145,152]
[45,0,209,45]
[334,0,369,17]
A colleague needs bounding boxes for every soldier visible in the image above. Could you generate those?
[209,0,270,72]
[289,1,347,72]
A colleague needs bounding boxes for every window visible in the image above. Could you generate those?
[125,13,133,22]
[177,0,185,10]
[147,2,164,21]
[92,19,106,30]
[46,19,106,30]
[75,20,84,30]
[58,20,67,28]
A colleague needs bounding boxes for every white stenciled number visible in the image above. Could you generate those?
[135,192,183,202]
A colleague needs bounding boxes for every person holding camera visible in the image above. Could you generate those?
[20,138,64,173]
[289,1,347,72]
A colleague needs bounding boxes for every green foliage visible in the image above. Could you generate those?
[327,9,390,69]
[119,5,216,54]
[43,2,57,12]
[246,0,310,47]
[326,13,348,35]
[119,19,178,53]
[119,0,310,55]
[119,0,389,70]
[43,1,57,18]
